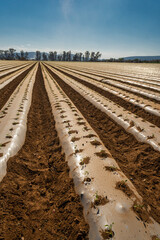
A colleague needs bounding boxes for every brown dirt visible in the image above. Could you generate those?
[0,62,28,72]
[116,181,133,197]
[101,228,115,240]
[0,63,31,80]
[45,65,160,224]
[51,65,160,128]
[0,64,89,240]
[91,195,109,208]
[0,64,35,110]
[56,64,160,94]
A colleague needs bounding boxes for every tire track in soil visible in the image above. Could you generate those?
[45,65,160,224]
[50,65,160,128]
[0,64,89,240]
[0,64,35,110]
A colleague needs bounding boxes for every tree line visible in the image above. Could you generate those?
[31,50,101,61]
[0,48,28,60]
[0,48,102,61]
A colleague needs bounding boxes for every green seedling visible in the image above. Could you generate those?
[133,204,144,210]
[84,171,89,176]
[105,165,117,172]
[105,223,114,232]
[80,159,84,165]
[94,191,99,201]
[79,157,90,165]
[105,223,114,238]
[101,223,115,239]
[120,179,127,185]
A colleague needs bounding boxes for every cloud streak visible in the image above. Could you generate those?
[60,0,73,19]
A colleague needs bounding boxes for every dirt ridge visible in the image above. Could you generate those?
[45,64,160,224]
[0,64,35,110]
[49,65,160,128]
[0,64,89,240]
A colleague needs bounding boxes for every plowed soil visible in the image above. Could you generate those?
[53,64,160,104]
[45,65,160,224]
[0,64,89,240]
[0,64,30,80]
[0,64,35,110]
[51,65,160,128]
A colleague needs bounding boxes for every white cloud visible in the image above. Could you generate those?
[60,0,73,19]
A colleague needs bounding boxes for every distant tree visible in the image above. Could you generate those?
[4,50,9,60]
[20,50,25,60]
[15,53,20,60]
[35,51,41,60]
[9,48,16,60]
[108,58,115,62]
[58,55,62,61]
[118,58,124,62]
[66,51,71,61]
[94,52,101,61]
[90,52,95,61]
[48,51,54,61]
[73,53,79,61]
[85,51,90,61]
[0,50,4,59]
[53,51,57,61]
[133,58,140,63]
[25,52,28,60]
[62,51,67,61]
[79,52,83,61]
[42,52,48,61]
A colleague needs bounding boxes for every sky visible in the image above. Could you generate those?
[0,0,160,58]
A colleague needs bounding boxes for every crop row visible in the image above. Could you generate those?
[0,62,160,239]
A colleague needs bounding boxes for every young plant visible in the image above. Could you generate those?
[105,165,117,172]
[101,223,115,239]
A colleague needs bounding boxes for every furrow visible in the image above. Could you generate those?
[53,63,160,103]
[49,64,160,128]
[44,64,160,224]
[0,64,89,240]
[54,63,160,87]
[0,63,35,110]
[45,64,160,152]
[0,64,38,181]
[0,63,31,80]
[0,62,29,73]
[42,64,160,240]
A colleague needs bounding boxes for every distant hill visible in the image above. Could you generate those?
[123,56,160,61]
[16,52,48,60]
[27,52,36,59]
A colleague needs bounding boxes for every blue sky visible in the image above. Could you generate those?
[0,0,160,58]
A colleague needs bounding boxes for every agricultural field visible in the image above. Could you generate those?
[0,60,160,240]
